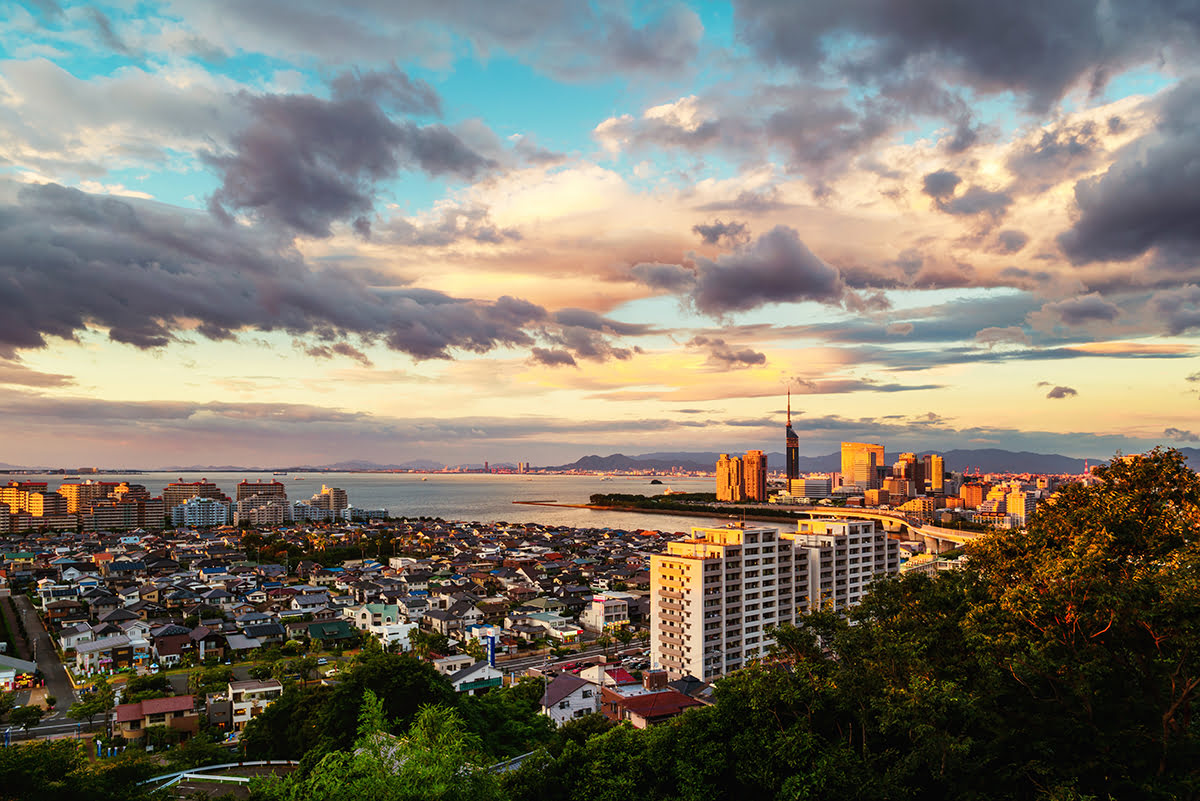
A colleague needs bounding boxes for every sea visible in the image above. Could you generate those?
[0,472,740,534]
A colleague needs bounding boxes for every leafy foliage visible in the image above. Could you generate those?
[507,450,1200,801]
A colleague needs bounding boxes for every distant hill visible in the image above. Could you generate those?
[545,448,1194,474]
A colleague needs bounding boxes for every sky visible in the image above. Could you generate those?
[2,0,1200,469]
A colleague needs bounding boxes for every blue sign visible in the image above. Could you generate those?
[486,635,496,667]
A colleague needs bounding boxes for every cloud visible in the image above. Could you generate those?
[381,204,521,246]
[328,66,442,116]
[1187,372,1200,382]
[975,326,1032,347]
[85,7,138,57]
[1059,78,1200,265]
[204,84,493,238]
[692,219,749,246]
[0,359,73,388]
[299,341,373,366]
[1164,427,1199,441]
[1034,293,1122,327]
[1046,385,1078,399]
[530,347,577,367]
[937,186,1013,217]
[921,170,961,199]
[0,181,550,360]
[995,230,1030,254]
[687,335,767,368]
[633,225,846,315]
[1150,285,1200,335]
[182,2,703,80]
[735,0,1200,111]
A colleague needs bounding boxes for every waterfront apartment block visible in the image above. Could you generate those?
[651,525,788,681]
[651,520,901,680]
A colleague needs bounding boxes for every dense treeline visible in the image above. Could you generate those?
[241,646,553,765]
[515,449,1200,800]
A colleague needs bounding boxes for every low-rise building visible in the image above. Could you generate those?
[113,695,199,741]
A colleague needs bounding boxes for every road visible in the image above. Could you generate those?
[12,595,76,707]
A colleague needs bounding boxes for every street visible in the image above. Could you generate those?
[9,595,80,737]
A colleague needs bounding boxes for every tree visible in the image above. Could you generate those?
[613,627,633,646]
[295,655,319,684]
[44,695,57,710]
[408,628,450,660]
[596,634,612,657]
[10,704,44,731]
[0,691,14,720]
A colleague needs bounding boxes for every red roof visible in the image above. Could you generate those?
[115,694,195,722]
[616,689,702,720]
[604,667,638,685]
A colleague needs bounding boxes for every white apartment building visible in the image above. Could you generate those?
[783,518,901,613]
[651,525,789,682]
[651,520,902,681]
[578,592,632,633]
[171,496,231,527]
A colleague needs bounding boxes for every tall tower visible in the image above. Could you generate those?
[785,390,799,484]
[841,442,885,489]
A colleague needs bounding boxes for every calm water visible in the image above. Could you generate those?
[1,472,739,533]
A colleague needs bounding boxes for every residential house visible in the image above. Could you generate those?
[113,695,199,740]
[540,673,600,726]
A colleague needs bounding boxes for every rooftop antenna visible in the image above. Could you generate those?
[786,387,792,426]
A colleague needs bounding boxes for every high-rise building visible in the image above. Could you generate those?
[715,455,745,502]
[960,482,988,508]
[782,519,901,613]
[923,454,945,493]
[841,442,885,489]
[310,485,349,511]
[651,524,789,680]
[894,453,924,492]
[650,519,901,680]
[163,480,230,510]
[785,391,799,483]
[743,450,767,502]
[58,481,119,513]
[236,480,288,502]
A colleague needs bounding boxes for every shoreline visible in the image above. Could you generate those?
[512,500,802,527]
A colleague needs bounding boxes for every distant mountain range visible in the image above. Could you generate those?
[4,448,1196,475]
[546,448,1200,474]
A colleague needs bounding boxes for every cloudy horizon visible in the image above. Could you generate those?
[2,1,1199,468]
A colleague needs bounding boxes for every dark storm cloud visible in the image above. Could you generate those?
[735,0,1200,111]
[692,219,749,246]
[921,170,961,198]
[687,336,767,368]
[633,226,846,316]
[530,348,578,367]
[1046,385,1079,399]
[204,85,493,238]
[0,181,549,360]
[1037,293,1121,326]
[1059,78,1200,265]
[995,230,1030,254]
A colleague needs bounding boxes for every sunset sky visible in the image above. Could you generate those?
[2,1,1199,468]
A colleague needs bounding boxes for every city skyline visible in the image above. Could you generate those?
[2,2,1200,468]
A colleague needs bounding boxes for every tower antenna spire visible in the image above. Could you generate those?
[787,387,791,426]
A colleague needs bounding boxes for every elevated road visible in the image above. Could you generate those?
[726,503,983,554]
